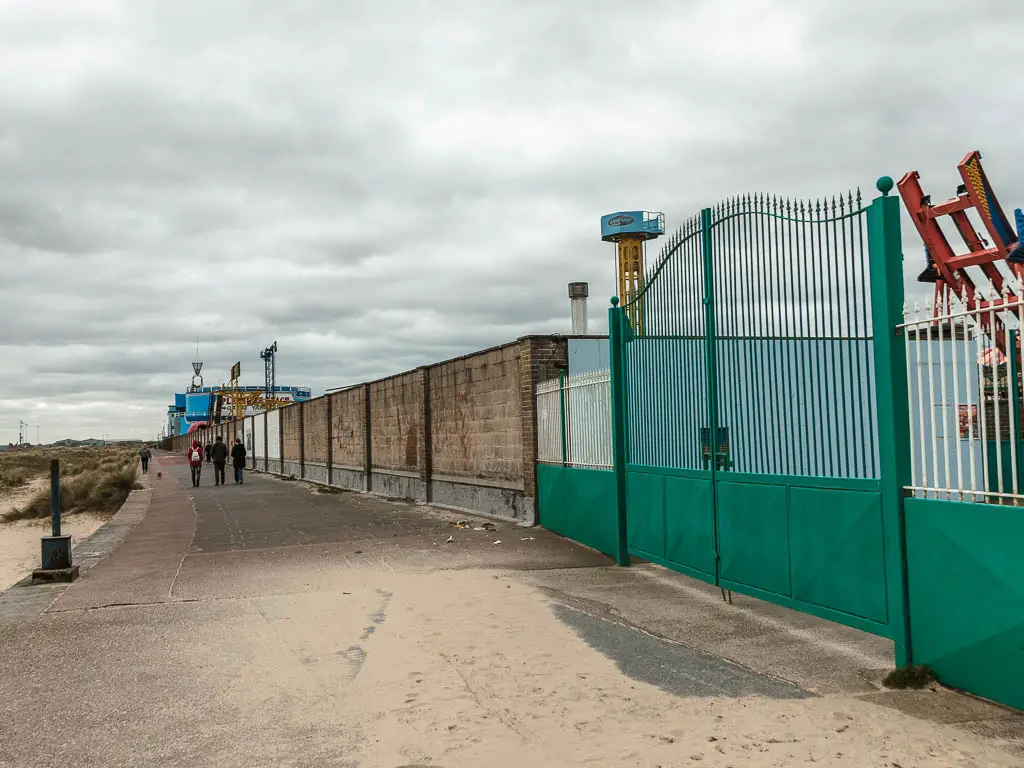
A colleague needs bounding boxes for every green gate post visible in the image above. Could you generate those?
[700,207,722,583]
[867,176,913,667]
[608,298,631,566]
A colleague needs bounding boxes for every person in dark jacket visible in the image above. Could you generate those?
[138,444,152,474]
[231,438,247,484]
[205,442,213,463]
[209,435,229,486]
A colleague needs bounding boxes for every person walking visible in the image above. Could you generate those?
[138,444,152,474]
[231,438,247,484]
[188,439,204,487]
[210,435,229,486]
[205,441,213,464]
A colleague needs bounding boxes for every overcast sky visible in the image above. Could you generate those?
[1,0,1022,443]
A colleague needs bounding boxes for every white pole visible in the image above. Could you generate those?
[938,295,951,498]
[989,294,1004,496]
[904,301,917,497]
[926,298,940,498]
[915,300,929,495]
[976,290,990,501]
[950,289,964,500]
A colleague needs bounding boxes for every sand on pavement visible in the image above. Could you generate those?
[0,479,106,592]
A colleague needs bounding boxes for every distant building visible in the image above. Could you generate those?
[166,385,311,437]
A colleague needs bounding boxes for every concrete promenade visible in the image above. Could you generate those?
[1,452,1021,767]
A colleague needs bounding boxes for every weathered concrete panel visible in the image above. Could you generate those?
[330,387,365,468]
[281,405,301,462]
[370,471,426,502]
[304,461,328,485]
[282,460,301,478]
[303,397,329,463]
[370,372,423,473]
[330,466,366,492]
[430,477,534,525]
[430,344,522,484]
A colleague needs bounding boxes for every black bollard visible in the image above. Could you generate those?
[33,458,78,583]
[50,458,61,538]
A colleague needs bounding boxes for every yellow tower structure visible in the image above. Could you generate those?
[601,211,665,333]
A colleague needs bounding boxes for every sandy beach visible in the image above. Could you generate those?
[0,479,106,592]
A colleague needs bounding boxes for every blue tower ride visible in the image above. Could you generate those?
[601,211,665,333]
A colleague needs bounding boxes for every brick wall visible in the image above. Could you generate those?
[369,370,424,473]
[518,337,570,499]
[330,387,366,468]
[303,396,329,463]
[431,344,522,483]
[281,404,302,462]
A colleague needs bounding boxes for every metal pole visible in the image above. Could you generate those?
[608,299,630,567]
[50,459,61,538]
[700,207,723,580]
[867,176,913,667]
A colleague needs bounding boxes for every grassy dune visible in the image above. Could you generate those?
[0,446,142,523]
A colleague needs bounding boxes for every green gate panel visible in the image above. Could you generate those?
[537,465,618,558]
[717,480,791,597]
[537,463,567,537]
[789,487,887,624]
[563,468,618,557]
[626,471,665,559]
[664,475,715,576]
[905,497,1024,711]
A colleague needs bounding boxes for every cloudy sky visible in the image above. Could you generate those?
[1,0,1022,443]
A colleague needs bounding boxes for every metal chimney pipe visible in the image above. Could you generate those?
[568,282,589,335]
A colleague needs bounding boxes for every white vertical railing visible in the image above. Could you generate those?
[900,291,1024,503]
[536,378,563,465]
[535,370,613,469]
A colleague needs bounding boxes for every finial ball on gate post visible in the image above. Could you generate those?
[876,176,894,196]
[610,296,620,307]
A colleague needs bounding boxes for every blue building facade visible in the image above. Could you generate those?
[167,385,311,437]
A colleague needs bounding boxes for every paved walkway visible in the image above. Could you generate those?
[0,452,1021,767]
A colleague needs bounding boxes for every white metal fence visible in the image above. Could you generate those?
[536,370,613,469]
[900,291,1024,502]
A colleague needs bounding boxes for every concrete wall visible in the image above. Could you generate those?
[330,386,366,470]
[170,335,570,524]
[430,344,522,484]
[303,397,328,464]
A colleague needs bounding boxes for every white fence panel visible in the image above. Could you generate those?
[902,293,1024,502]
[536,370,613,470]
[267,411,281,459]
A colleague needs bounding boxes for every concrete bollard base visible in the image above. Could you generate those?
[32,565,80,584]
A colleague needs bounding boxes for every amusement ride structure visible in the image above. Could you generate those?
[167,342,310,436]
[898,150,1024,354]
[600,210,665,333]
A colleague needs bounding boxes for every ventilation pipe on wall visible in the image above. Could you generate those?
[568,282,589,335]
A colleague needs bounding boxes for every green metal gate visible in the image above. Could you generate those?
[608,183,910,652]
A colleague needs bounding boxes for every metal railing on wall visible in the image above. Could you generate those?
[536,370,613,470]
[900,289,1024,503]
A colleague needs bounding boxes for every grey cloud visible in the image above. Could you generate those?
[1,0,1022,442]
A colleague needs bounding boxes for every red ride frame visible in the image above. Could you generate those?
[898,151,1021,349]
